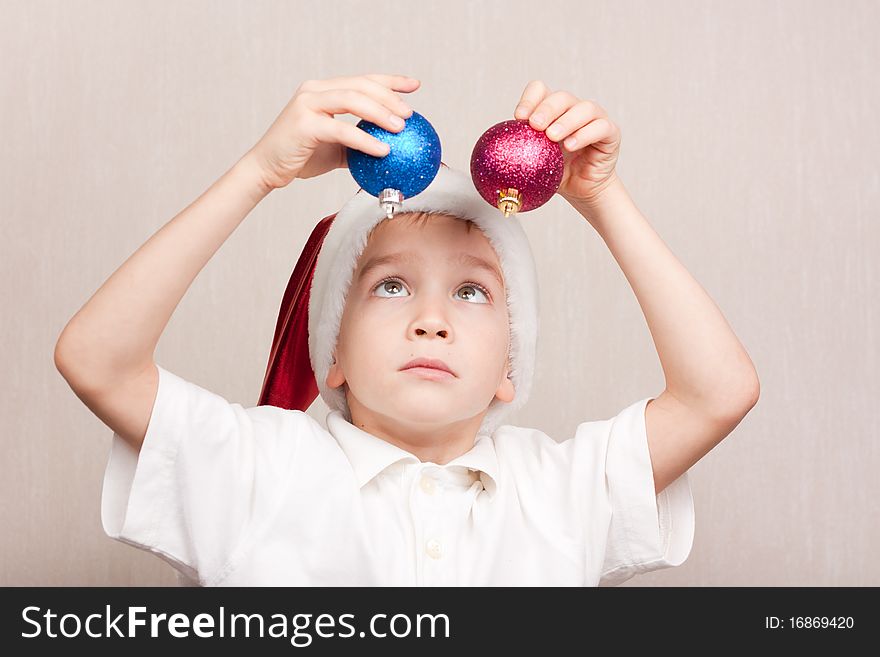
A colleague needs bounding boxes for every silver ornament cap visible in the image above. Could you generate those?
[379,188,404,219]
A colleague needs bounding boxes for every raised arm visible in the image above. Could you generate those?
[567,175,760,494]
[54,73,419,451]
[511,80,759,496]
[54,152,272,449]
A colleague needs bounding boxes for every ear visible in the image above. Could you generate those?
[326,350,346,389]
[495,365,515,403]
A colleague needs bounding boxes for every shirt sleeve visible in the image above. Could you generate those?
[574,396,696,587]
[100,363,300,586]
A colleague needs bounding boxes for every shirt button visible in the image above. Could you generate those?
[425,538,443,559]
[419,475,436,495]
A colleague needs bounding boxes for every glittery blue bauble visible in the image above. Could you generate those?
[346,110,441,198]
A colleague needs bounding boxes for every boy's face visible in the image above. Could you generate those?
[326,213,515,438]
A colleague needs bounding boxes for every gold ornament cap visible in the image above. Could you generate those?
[497,187,522,217]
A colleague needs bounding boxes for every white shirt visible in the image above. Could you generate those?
[101,364,695,586]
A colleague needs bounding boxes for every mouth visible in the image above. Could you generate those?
[401,366,456,381]
[399,358,457,378]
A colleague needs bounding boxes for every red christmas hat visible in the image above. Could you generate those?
[257,212,337,411]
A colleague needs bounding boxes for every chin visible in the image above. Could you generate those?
[388,405,455,424]
[367,400,460,427]
[399,399,491,427]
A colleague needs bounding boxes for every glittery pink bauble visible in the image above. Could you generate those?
[470,119,564,213]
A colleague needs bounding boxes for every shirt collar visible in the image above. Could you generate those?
[326,410,500,497]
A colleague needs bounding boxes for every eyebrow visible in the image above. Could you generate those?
[356,252,505,290]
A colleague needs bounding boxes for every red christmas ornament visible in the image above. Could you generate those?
[470,118,564,217]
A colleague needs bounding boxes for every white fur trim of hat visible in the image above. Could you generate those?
[308,164,539,436]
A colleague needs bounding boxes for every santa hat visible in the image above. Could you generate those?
[258,163,540,436]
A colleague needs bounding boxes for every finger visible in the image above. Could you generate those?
[312,114,391,157]
[561,118,619,153]
[357,74,420,116]
[514,80,549,119]
[310,88,410,134]
[306,73,420,93]
[362,73,421,93]
[308,74,418,117]
[542,100,608,143]
[527,90,581,131]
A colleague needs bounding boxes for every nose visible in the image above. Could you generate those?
[413,322,449,339]
[408,295,452,340]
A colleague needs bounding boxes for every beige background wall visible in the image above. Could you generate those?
[2,0,877,586]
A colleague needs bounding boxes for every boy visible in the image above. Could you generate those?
[55,74,760,586]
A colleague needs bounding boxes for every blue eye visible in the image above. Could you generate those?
[372,276,491,304]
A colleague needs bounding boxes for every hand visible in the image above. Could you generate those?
[513,81,622,205]
[247,73,421,190]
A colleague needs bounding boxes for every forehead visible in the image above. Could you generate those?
[361,212,499,263]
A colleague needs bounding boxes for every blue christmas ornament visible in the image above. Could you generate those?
[346,110,442,219]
